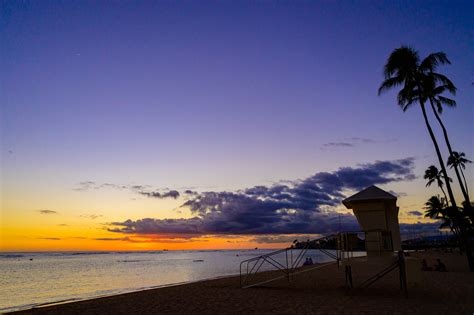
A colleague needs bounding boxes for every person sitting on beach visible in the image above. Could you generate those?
[421,259,432,271]
[308,257,314,265]
[434,258,447,272]
[303,258,313,266]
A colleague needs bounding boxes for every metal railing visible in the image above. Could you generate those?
[239,234,339,288]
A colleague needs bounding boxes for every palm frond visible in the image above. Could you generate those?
[383,46,419,79]
[437,96,456,108]
[430,73,457,94]
[433,99,443,114]
[420,52,451,72]
[378,76,405,95]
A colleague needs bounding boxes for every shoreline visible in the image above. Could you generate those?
[4,273,242,314]
[8,251,474,314]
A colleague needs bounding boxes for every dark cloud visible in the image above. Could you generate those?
[109,158,417,237]
[250,234,320,244]
[184,190,197,195]
[407,210,423,217]
[138,190,180,199]
[39,237,61,240]
[38,210,57,214]
[93,237,127,241]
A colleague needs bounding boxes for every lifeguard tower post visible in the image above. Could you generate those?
[342,185,401,257]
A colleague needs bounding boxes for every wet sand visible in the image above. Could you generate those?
[12,251,474,314]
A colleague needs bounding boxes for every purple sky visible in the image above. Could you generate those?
[1,1,473,246]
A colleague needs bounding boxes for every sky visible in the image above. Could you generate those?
[1,0,473,251]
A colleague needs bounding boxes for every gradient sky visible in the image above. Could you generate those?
[1,0,473,251]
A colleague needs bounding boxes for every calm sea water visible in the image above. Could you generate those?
[0,249,337,313]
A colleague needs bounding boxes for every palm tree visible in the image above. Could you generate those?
[378,46,457,208]
[379,47,474,272]
[448,151,472,197]
[424,195,446,219]
[421,62,471,205]
[424,195,459,238]
[424,165,449,204]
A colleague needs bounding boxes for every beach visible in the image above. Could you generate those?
[11,251,474,314]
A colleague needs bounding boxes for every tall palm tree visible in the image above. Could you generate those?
[424,165,449,204]
[421,62,471,205]
[448,151,472,197]
[379,47,474,272]
[378,46,457,208]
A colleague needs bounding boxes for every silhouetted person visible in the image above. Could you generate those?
[434,258,447,272]
[308,257,314,265]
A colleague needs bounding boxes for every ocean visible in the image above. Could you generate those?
[0,249,337,313]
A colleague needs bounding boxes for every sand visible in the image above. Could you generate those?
[11,250,474,314]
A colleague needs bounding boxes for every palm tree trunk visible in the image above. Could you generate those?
[429,99,470,204]
[460,168,469,197]
[420,102,457,208]
[439,186,448,207]
[420,99,474,271]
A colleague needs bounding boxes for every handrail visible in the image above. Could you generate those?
[240,234,340,288]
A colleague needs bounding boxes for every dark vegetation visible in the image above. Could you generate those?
[379,46,473,271]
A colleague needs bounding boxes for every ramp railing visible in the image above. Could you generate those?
[239,234,339,288]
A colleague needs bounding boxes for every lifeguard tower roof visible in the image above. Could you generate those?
[343,185,396,209]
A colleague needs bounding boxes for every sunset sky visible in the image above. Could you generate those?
[1,1,473,251]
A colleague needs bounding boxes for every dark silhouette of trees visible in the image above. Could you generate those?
[424,165,449,204]
[379,46,473,271]
[422,68,472,206]
[448,151,472,198]
[378,46,457,209]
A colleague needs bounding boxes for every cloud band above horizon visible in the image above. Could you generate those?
[109,158,417,236]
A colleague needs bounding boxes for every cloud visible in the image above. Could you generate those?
[93,237,127,241]
[389,190,408,197]
[93,236,206,243]
[109,158,416,237]
[184,190,198,195]
[321,137,396,150]
[73,181,97,191]
[350,137,376,144]
[250,234,320,244]
[80,214,104,220]
[74,181,180,200]
[407,210,423,217]
[322,142,354,148]
[38,210,57,214]
[138,190,180,199]
[38,237,61,240]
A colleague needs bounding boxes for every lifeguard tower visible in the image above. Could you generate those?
[342,185,401,257]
